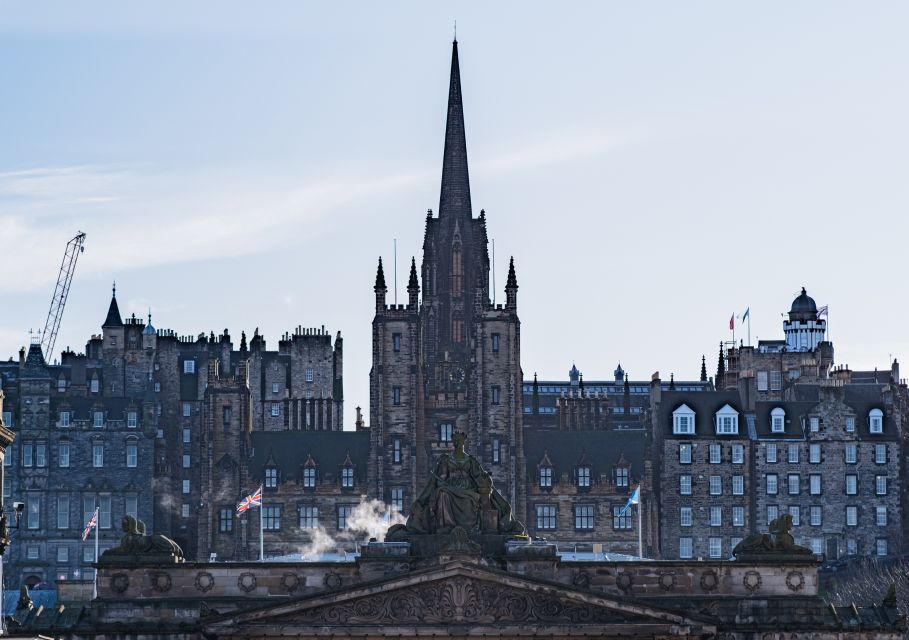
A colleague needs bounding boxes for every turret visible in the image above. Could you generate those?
[505,256,518,311]
[716,342,726,385]
[700,355,707,382]
[407,257,419,309]
[374,257,387,313]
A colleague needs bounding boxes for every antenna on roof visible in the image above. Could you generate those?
[454,20,457,42]
[492,238,496,305]
[393,238,398,306]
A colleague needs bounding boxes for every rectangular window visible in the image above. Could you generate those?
[303,467,316,488]
[183,360,195,374]
[182,454,190,468]
[265,467,278,488]
[810,505,822,526]
[183,504,191,518]
[809,443,821,464]
[870,414,883,433]
[679,443,692,464]
[90,378,99,393]
[305,368,314,383]
[392,333,401,352]
[491,333,500,353]
[770,370,782,391]
[709,475,722,496]
[574,505,594,530]
[539,467,553,488]
[393,439,402,464]
[679,475,692,495]
[788,474,800,495]
[2,410,11,427]
[809,474,821,495]
[126,411,137,428]
[788,505,800,526]
[392,387,401,406]
[491,386,501,405]
[36,442,46,468]
[766,474,778,495]
[846,474,857,495]
[182,403,191,417]
[93,411,104,428]
[708,537,722,558]
[788,444,799,463]
[709,506,722,527]
[27,498,40,530]
[679,537,693,559]
[60,411,71,428]
[845,443,857,464]
[391,488,404,512]
[709,443,721,464]
[84,547,95,563]
[451,320,462,343]
[154,382,161,393]
[337,505,354,531]
[219,508,233,533]
[612,505,632,529]
[680,506,692,527]
[182,479,190,494]
[766,443,777,463]
[876,475,888,495]
[270,403,281,417]
[846,505,858,526]
[263,506,281,530]
[126,443,138,468]
[731,443,744,464]
[717,415,737,434]
[876,506,887,526]
[876,538,888,556]
[440,423,453,442]
[83,498,95,526]
[221,405,232,426]
[845,416,856,432]
[577,467,591,488]
[299,506,319,530]
[875,444,887,464]
[809,416,819,432]
[847,538,858,555]
[272,382,280,394]
[492,439,501,464]
[673,414,693,434]
[536,505,556,530]
[26,545,39,560]
[99,496,111,529]
[92,444,104,468]
[732,505,745,527]
[732,475,744,495]
[767,505,779,525]
[615,466,629,487]
[57,496,69,529]
[757,371,768,391]
[126,497,138,520]
[183,428,191,444]
[810,538,823,555]
[57,546,69,563]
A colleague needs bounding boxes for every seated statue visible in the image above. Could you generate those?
[388,431,526,539]
[733,514,813,558]
[101,515,184,558]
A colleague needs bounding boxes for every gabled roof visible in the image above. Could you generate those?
[249,431,369,482]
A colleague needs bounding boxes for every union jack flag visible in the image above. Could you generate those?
[82,507,98,541]
[236,486,263,515]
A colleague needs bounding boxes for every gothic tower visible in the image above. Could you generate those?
[370,40,525,520]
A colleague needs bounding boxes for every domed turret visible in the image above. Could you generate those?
[569,363,580,386]
[783,287,826,352]
[789,287,818,322]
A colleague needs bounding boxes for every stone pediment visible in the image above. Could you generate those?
[205,562,715,637]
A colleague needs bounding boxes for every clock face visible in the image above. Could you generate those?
[449,367,466,384]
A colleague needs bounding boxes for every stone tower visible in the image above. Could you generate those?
[370,40,525,520]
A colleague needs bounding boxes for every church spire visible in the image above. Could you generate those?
[700,355,708,382]
[438,40,471,219]
[103,281,123,328]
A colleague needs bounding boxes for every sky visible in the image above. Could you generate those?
[2,2,908,428]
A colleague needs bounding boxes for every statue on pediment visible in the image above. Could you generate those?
[733,514,813,559]
[101,515,184,559]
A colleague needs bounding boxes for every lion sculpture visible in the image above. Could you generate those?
[101,515,184,558]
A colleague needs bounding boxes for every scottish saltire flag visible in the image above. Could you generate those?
[618,485,641,517]
[742,307,750,321]
[817,305,828,319]
[82,507,98,541]
[236,486,263,514]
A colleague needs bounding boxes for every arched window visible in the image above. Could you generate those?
[869,408,884,434]
[451,246,462,297]
[771,407,785,433]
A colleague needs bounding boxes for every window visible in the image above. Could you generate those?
[83,498,95,526]
[615,466,629,487]
[876,475,888,495]
[809,417,819,432]
[788,505,800,526]
[27,498,40,530]
[439,423,453,442]
[491,333,500,353]
[577,467,591,488]
[303,467,317,488]
[127,411,137,428]
[392,333,401,352]
[767,474,778,495]
[26,545,39,560]
[182,454,190,468]
[680,506,692,527]
[57,547,69,563]
[845,443,857,464]
[766,443,778,463]
[770,370,782,391]
[337,504,353,530]
[788,474,800,495]
[84,547,95,563]
[845,474,857,495]
[183,360,195,374]
[876,538,888,556]
[612,505,632,529]
[183,428,191,444]
[491,386,501,405]
[709,444,721,464]
[393,439,402,464]
[679,537,693,559]
[391,488,404,511]
[847,538,857,555]
[709,506,722,527]
[709,476,722,496]
[846,416,856,432]
[771,407,785,433]
[732,475,744,495]
[93,411,104,428]
[810,505,822,526]
[539,466,553,488]
[219,508,233,533]
[875,444,887,464]
[36,443,46,467]
[679,443,692,464]
[809,444,821,464]
[392,387,401,405]
[731,444,744,464]
[99,496,111,529]
[262,506,281,530]
[92,444,104,468]
[575,505,594,530]
[732,506,745,527]
[451,246,462,295]
[305,368,314,383]
[452,319,463,343]
[182,479,190,494]
[757,371,769,391]
[2,410,10,427]
[90,378,99,393]
[126,442,137,468]
[182,403,191,417]
[708,537,722,558]
[265,467,278,488]
[765,505,779,525]
[788,444,799,464]
[877,506,888,526]
[679,475,692,495]
[125,497,138,520]
[299,506,319,529]
[846,505,858,526]
[810,538,823,555]
[154,382,161,393]
[270,404,281,417]
[536,505,556,530]
[715,406,739,434]
[23,442,33,467]
[57,496,70,529]
[60,411,71,428]
[869,409,883,433]
[341,467,354,488]
[492,439,500,464]
[809,474,822,495]
[672,405,695,434]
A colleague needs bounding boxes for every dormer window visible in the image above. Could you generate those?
[715,405,739,435]
[126,411,137,428]
[672,405,695,435]
[539,466,553,488]
[577,466,591,488]
[615,466,629,487]
[90,376,99,394]
[771,408,785,433]
[265,466,278,488]
[303,467,317,488]
[57,378,66,393]
[869,409,883,434]
[59,411,71,428]
[93,411,104,428]
[341,466,354,488]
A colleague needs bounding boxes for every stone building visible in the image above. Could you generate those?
[368,40,525,522]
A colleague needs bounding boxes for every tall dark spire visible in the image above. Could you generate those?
[716,342,726,384]
[374,258,387,291]
[407,257,419,290]
[506,257,517,289]
[438,40,472,219]
[103,282,123,328]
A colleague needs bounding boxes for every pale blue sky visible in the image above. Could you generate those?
[2,2,908,426]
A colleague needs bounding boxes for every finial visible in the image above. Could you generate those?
[112,280,117,298]
[454,20,457,43]
[148,308,152,325]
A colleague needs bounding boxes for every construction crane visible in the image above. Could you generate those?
[40,232,87,363]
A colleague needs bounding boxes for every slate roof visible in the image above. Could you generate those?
[658,391,748,439]
[524,427,646,483]
[249,430,369,482]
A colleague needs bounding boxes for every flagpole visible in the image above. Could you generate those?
[637,500,643,558]
[93,507,99,599]
[259,493,264,562]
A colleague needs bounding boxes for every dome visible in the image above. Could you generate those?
[789,287,818,321]
[143,311,156,335]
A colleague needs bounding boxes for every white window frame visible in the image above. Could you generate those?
[715,405,739,435]
[876,506,887,526]
[875,444,887,465]
[869,409,883,434]
[183,360,195,374]
[732,475,744,495]
[845,443,857,464]
[679,475,692,495]
[771,407,785,433]
[731,443,744,464]
[680,506,692,527]
[672,405,695,435]
[809,443,821,464]
[127,411,137,428]
[679,537,693,559]
[757,371,768,391]
[766,443,778,463]
[709,443,721,464]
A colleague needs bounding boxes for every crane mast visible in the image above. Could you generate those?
[40,232,87,363]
